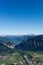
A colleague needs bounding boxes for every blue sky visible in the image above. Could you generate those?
[0,0,43,35]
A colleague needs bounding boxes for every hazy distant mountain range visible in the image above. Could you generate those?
[0,35,43,52]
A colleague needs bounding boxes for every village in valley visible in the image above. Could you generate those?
[0,51,43,65]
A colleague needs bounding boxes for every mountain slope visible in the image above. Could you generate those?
[0,35,43,52]
[15,35,43,51]
[0,35,30,52]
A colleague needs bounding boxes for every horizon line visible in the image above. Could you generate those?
[0,34,43,36]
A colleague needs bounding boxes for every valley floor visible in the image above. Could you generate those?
[0,51,43,65]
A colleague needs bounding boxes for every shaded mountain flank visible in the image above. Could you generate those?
[15,35,43,51]
[0,35,43,52]
[0,35,30,52]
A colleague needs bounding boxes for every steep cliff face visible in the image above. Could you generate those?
[15,35,43,51]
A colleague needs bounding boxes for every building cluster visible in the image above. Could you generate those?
[10,54,43,65]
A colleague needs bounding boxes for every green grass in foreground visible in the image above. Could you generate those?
[0,51,43,65]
